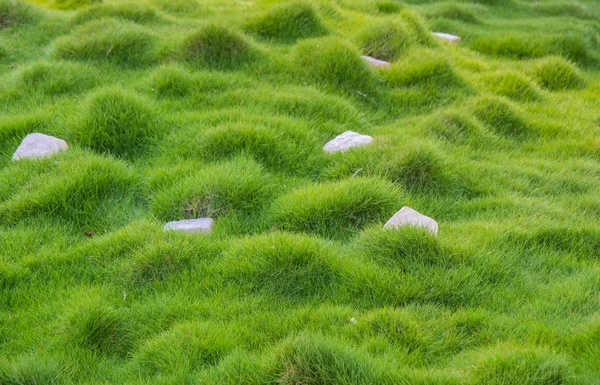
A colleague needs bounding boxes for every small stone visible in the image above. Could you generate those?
[323,131,373,153]
[361,55,391,69]
[432,32,461,43]
[12,133,68,161]
[163,218,214,233]
[384,206,438,235]
[350,317,357,324]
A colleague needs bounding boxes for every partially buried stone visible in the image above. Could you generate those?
[431,32,461,43]
[384,206,438,235]
[164,218,214,233]
[361,55,391,69]
[323,131,373,153]
[12,133,68,161]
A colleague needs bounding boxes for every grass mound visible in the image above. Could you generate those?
[271,177,400,238]
[355,226,443,269]
[383,50,464,89]
[0,355,62,385]
[470,95,531,138]
[151,64,195,98]
[75,87,159,158]
[469,345,571,385]
[195,121,320,174]
[245,2,327,43]
[356,20,414,62]
[0,152,138,227]
[426,110,489,145]
[13,61,98,96]
[384,144,445,192]
[479,71,542,102]
[0,0,41,28]
[218,232,340,298]
[292,37,374,92]
[270,333,386,384]
[183,24,256,70]
[376,1,403,14]
[63,296,131,356]
[533,56,585,91]
[428,2,480,23]
[52,19,157,67]
[134,321,238,375]
[50,0,100,10]
[72,2,161,25]
[150,157,275,221]
[469,33,590,64]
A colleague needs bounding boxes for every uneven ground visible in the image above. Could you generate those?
[1,0,600,383]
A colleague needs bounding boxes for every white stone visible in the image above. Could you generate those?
[361,55,391,69]
[384,206,438,235]
[323,131,373,153]
[432,32,461,43]
[12,133,68,161]
[163,218,214,233]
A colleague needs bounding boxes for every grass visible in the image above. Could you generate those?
[1,0,600,383]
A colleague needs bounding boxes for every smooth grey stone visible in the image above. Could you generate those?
[432,32,461,43]
[163,218,214,233]
[384,206,438,235]
[323,131,373,153]
[361,55,391,68]
[12,133,68,161]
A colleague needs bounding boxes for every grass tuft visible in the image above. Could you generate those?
[479,70,543,102]
[356,20,414,62]
[52,18,157,68]
[355,226,443,269]
[469,33,590,64]
[151,64,195,98]
[292,37,375,92]
[75,86,159,157]
[13,61,99,96]
[384,144,445,192]
[0,355,62,385]
[183,24,256,70]
[426,110,489,145]
[218,232,340,298]
[533,56,585,91]
[64,296,131,356]
[245,2,327,43]
[376,1,402,14]
[72,2,162,25]
[469,345,571,385]
[383,49,464,88]
[50,0,100,10]
[271,177,400,238]
[0,0,41,28]
[150,156,275,221]
[470,95,531,138]
[134,321,238,375]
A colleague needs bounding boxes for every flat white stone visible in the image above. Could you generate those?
[163,218,214,233]
[323,131,373,153]
[432,32,461,43]
[12,133,68,161]
[361,55,391,69]
[384,206,438,235]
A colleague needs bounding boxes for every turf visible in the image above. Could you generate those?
[1,0,600,383]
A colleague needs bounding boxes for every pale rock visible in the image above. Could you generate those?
[163,218,214,233]
[361,55,391,69]
[323,131,373,153]
[12,133,68,161]
[384,206,438,235]
[432,32,461,43]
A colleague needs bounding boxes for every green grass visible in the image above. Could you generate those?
[1,0,600,383]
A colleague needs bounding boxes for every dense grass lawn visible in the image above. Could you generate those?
[1,0,600,383]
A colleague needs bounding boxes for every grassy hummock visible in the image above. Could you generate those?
[1,0,600,383]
